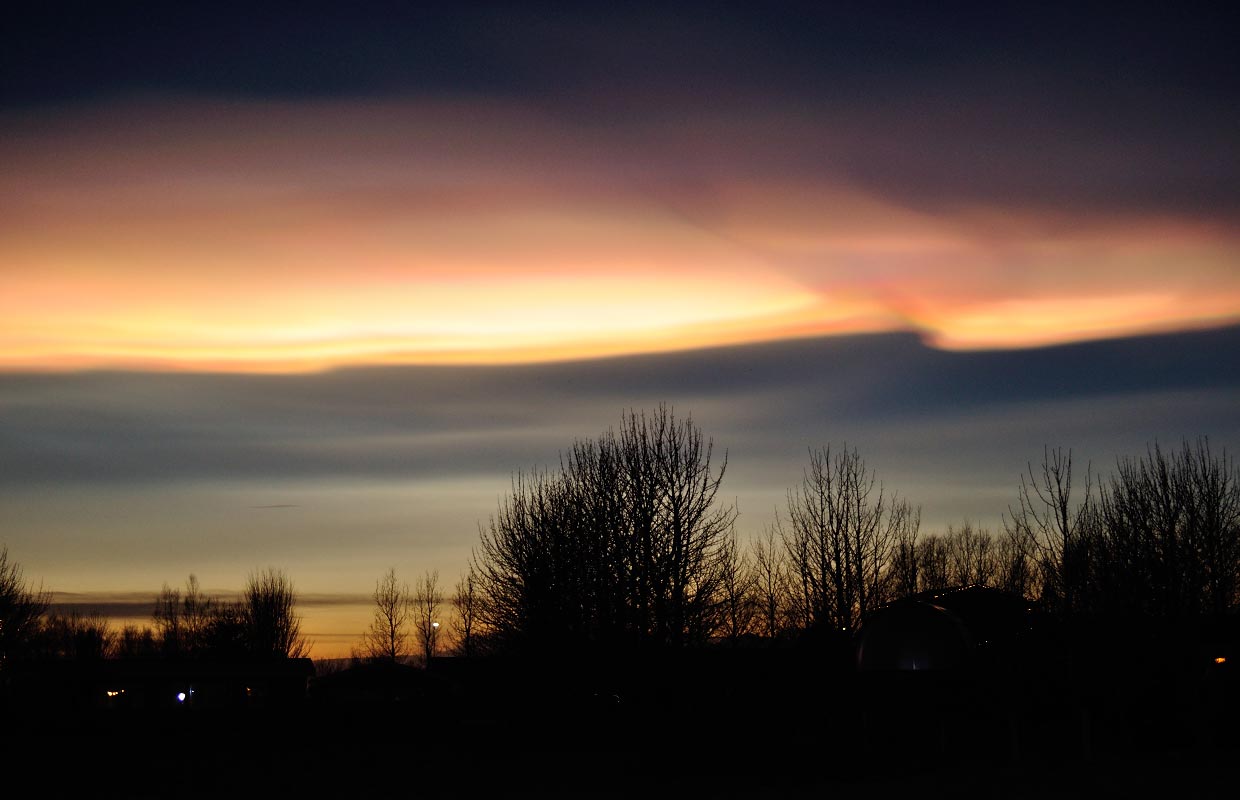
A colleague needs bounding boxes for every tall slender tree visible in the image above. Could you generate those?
[751,527,791,639]
[415,570,443,666]
[1005,447,1096,615]
[362,568,413,662]
[451,567,482,658]
[780,445,916,633]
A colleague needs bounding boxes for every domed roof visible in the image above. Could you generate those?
[856,600,973,671]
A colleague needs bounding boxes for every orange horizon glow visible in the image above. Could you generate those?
[3,98,1238,373]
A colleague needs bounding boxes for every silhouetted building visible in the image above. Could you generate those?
[856,600,971,670]
[856,585,1033,671]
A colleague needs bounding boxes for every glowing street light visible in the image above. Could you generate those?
[428,621,441,664]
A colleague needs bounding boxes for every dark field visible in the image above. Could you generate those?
[6,648,1237,799]
[7,705,1237,799]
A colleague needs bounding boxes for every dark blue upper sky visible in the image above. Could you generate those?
[7,2,1237,106]
[8,2,1237,219]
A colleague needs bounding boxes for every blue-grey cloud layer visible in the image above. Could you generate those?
[4,327,1238,487]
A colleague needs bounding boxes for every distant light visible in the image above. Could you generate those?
[432,622,440,630]
[176,692,187,702]
[1216,657,1227,665]
[106,690,121,698]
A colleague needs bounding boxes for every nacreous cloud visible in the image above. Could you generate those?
[2,98,1237,371]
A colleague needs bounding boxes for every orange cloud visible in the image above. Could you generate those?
[2,98,1237,371]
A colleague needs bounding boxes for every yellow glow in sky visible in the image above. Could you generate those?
[2,99,1238,372]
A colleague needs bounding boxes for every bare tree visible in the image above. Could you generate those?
[361,568,412,663]
[152,582,184,656]
[116,624,159,658]
[888,511,921,599]
[1095,439,1240,619]
[916,535,951,593]
[203,600,247,658]
[451,567,482,658]
[1181,439,1240,615]
[0,546,50,669]
[780,445,914,633]
[35,609,116,660]
[181,575,215,651]
[995,529,1035,599]
[242,567,308,659]
[414,570,443,666]
[152,574,218,657]
[644,408,736,646]
[751,527,791,639]
[475,405,736,652]
[151,575,227,657]
[1005,447,1096,615]
[715,531,757,644]
[946,521,997,587]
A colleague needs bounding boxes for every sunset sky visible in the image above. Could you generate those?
[3,2,1238,656]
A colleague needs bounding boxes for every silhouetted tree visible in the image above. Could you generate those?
[203,601,248,658]
[475,405,736,652]
[946,521,997,587]
[751,527,792,639]
[0,546,49,669]
[116,624,159,658]
[181,575,215,649]
[1182,439,1240,615]
[780,445,917,633]
[152,583,183,655]
[415,570,442,665]
[995,528,1035,599]
[361,568,412,662]
[241,568,308,659]
[152,574,217,657]
[915,535,951,593]
[451,567,482,657]
[903,523,1031,597]
[889,511,921,598]
[716,532,757,644]
[1094,439,1240,619]
[1006,447,1097,615]
[34,609,115,660]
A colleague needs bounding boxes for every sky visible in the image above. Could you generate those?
[3,2,1239,657]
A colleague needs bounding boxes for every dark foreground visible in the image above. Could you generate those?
[5,647,1238,799]
[5,703,1237,799]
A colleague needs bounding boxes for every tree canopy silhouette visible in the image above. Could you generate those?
[474,405,736,653]
[1006,438,1240,621]
[0,546,50,669]
[361,568,413,663]
[242,567,308,659]
[777,445,919,634]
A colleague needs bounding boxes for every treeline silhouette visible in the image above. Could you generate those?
[0,565,306,664]
[2,406,1238,794]
[465,408,1238,659]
